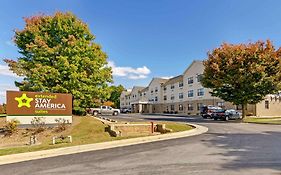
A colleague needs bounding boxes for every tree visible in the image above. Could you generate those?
[4,12,112,115]
[107,85,125,108]
[202,40,281,118]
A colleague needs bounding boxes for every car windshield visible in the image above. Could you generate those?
[215,109,225,113]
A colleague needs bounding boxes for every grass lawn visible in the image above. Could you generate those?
[0,116,193,156]
[243,117,281,124]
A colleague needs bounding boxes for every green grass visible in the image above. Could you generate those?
[0,117,194,156]
[165,122,194,132]
[0,114,6,117]
[243,117,281,124]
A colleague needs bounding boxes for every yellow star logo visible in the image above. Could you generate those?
[15,93,34,108]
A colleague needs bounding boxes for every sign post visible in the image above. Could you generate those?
[6,91,72,124]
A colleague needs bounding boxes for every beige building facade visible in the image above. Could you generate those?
[120,61,281,117]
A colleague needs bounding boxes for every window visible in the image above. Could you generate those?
[164,95,167,101]
[179,82,184,87]
[188,104,193,111]
[171,105,175,111]
[144,92,146,96]
[140,93,142,96]
[197,74,203,82]
[188,90,194,97]
[197,103,203,110]
[163,86,167,91]
[179,93,183,99]
[179,104,183,111]
[151,90,153,93]
[102,106,107,109]
[155,96,158,102]
[265,100,269,109]
[155,87,158,92]
[171,95,175,100]
[197,88,204,96]
[171,84,175,89]
[188,77,194,84]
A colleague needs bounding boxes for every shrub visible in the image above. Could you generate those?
[31,117,46,134]
[4,119,20,136]
[55,118,70,132]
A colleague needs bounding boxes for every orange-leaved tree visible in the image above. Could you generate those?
[202,40,281,118]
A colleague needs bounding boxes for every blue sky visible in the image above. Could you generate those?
[1,0,281,103]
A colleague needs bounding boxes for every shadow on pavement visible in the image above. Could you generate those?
[202,131,281,172]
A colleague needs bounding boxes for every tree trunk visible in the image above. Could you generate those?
[242,103,247,119]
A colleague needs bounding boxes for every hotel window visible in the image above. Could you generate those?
[197,88,204,96]
[265,100,269,109]
[164,95,167,101]
[179,104,183,111]
[171,105,175,111]
[179,82,184,87]
[188,104,193,111]
[197,103,203,110]
[155,96,158,102]
[197,74,203,82]
[188,77,194,84]
[171,95,175,100]
[179,93,183,99]
[188,90,194,97]
[171,84,175,89]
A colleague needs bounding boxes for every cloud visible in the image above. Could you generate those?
[160,76,173,79]
[108,61,151,80]
[0,64,20,78]
[0,84,18,104]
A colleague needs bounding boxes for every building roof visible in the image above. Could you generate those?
[148,78,169,87]
[182,60,203,75]
[162,75,183,86]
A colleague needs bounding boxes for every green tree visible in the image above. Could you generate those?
[108,85,125,108]
[202,40,281,118]
[4,12,112,115]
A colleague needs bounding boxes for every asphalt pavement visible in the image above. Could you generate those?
[1,114,281,175]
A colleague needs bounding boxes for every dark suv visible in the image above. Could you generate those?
[213,109,242,121]
[200,105,222,119]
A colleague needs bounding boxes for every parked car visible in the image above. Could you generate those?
[200,105,222,119]
[89,106,120,116]
[213,109,242,121]
[121,108,131,113]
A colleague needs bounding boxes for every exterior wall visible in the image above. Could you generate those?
[255,95,281,117]
[120,90,131,109]
[147,78,167,104]
[182,61,218,101]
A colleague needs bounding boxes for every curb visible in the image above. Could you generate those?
[0,123,208,165]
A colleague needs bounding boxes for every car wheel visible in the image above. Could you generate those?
[93,111,98,116]
[225,116,229,121]
[113,111,118,116]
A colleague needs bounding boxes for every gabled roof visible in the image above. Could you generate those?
[131,86,146,93]
[162,75,183,86]
[182,60,203,75]
[147,78,168,87]
[140,87,149,93]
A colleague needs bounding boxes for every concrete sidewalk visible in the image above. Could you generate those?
[0,123,208,165]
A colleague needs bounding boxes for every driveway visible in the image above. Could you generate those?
[1,114,281,175]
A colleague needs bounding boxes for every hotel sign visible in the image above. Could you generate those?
[6,91,72,116]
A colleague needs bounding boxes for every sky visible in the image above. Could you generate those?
[1,0,281,103]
